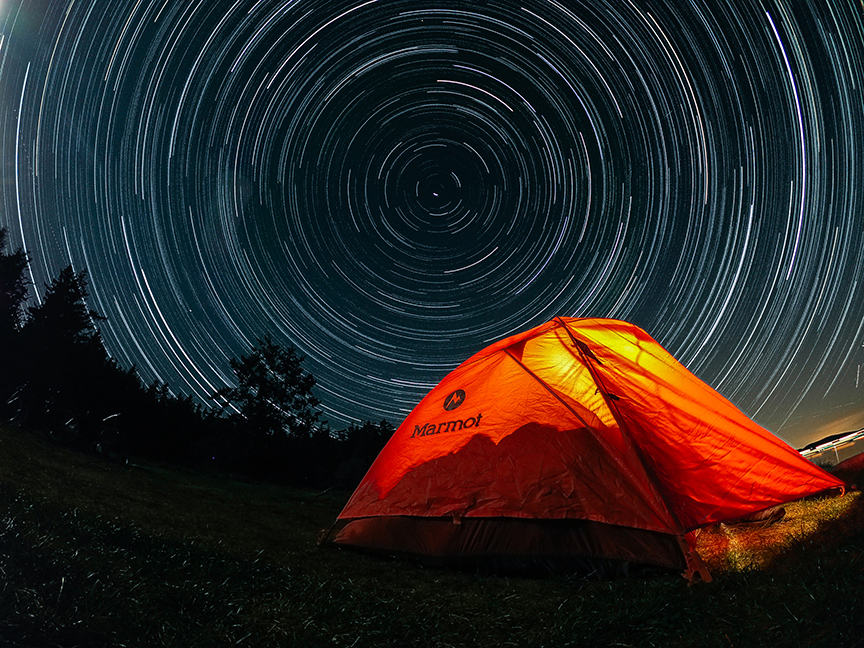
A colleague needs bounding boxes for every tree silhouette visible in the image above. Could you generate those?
[17,266,113,447]
[0,228,29,341]
[1,241,391,484]
[24,266,104,350]
[331,419,394,486]
[215,335,322,440]
[0,228,30,410]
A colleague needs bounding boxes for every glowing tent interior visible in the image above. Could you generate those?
[323,317,844,579]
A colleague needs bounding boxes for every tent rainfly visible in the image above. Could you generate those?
[322,317,844,580]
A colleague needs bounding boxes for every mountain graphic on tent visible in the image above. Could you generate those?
[322,317,844,580]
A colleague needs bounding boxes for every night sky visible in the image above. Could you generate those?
[1,0,863,447]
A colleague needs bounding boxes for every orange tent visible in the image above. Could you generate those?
[325,317,844,579]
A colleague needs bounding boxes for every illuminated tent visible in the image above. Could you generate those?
[324,318,844,579]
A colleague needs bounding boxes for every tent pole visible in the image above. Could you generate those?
[555,318,710,581]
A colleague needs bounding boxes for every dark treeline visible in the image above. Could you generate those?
[0,228,391,488]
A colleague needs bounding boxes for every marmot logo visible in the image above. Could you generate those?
[443,389,466,411]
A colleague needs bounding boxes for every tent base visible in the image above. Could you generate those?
[325,516,689,577]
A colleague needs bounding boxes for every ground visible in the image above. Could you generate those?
[1,424,863,647]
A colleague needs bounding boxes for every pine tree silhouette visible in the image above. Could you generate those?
[18,266,112,446]
[1,228,30,410]
[0,228,29,341]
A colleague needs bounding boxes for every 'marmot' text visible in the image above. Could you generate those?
[411,413,483,438]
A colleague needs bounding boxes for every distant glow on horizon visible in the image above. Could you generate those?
[1,0,863,447]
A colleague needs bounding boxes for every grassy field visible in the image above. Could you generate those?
[1,424,863,648]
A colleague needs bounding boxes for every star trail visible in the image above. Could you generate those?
[1,0,863,446]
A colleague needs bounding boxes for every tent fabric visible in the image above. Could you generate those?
[833,451,864,485]
[328,317,844,577]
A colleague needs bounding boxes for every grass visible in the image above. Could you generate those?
[1,424,863,647]
[696,494,860,572]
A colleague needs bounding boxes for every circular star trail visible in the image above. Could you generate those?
[2,0,863,445]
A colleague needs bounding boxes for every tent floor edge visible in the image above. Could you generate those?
[327,515,688,577]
